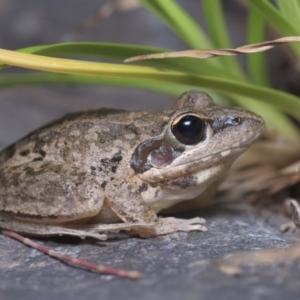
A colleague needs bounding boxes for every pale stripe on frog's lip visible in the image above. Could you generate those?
[140,146,248,182]
[170,146,248,169]
[192,146,245,163]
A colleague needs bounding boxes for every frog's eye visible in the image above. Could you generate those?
[171,114,206,145]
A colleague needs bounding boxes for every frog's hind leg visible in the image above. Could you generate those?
[0,213,157,240]
[0,214,108,240]
[0,161,105,224]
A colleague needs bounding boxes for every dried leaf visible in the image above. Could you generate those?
[125,36,300,62]
[216,139,300,205]
[219,264,241,276]
[219,204,300,277]
[220,241,300,269]
[290,199,300,229]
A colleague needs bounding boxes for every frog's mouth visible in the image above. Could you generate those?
[140,146,248,183]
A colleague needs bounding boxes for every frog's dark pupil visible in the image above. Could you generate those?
[172,115,205,145]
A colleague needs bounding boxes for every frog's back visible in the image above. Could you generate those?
[0,108,170,171]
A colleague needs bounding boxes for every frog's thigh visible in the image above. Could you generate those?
[0,161,104,223]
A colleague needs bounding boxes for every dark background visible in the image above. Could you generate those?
[0,1,299,299]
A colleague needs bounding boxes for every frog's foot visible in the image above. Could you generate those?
[131,216,207,238]
[68,217,207,238]
[66,222,156,234]
[280,199,300,232]
[280,221,297,233]
[290,199,300,229]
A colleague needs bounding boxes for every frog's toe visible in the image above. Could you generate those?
[290,199,300,229]
[187,224,208,232]
[186,217,206,224]
[173,218,207,232]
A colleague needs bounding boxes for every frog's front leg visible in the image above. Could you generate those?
[105,178,207,238]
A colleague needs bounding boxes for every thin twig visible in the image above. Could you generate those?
[2,230,141,280]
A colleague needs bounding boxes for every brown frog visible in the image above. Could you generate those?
[0,91,264,240]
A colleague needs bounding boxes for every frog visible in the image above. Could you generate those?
[0,91,264,240]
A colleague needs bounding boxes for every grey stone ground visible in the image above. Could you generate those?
[0,1,300,299]
[1,207,300,300]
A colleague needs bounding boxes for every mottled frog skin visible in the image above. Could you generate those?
[0,91,264,239]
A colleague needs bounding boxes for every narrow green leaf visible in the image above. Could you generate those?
[275,0,300,29]
[246,0,300,58]
[201,0,230,49]
[246,0,299,35]
[0,71,296,138]
[138,0,212,49]
[0,72,189,96]
[246,8,269,86]
[0,43,172,69]
[19,43,165,60]
[0,72,227,105]
[0,48,300,137]
[202,0,246,80]
[0,42,240,80]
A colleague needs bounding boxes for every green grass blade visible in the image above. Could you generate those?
[246,0,300,58]
[0,72,227,105]
[0,43,172,69]
[201,0,246,79]
[138,0,212,49]
[0,43,205,75]
[0,72,191,96]
[201,0,230,48]
[246,0,299,35]
[0,71,295,138]
[246,8,269,86]
[275,0,300,29]
[0,42,242,81]
[19,43,165,60]
[1,48,300,138]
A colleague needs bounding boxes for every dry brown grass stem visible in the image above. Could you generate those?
[125,36,300,62]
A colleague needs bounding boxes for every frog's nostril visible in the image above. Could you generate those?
[226,116,242,126]
[212,116,243,133]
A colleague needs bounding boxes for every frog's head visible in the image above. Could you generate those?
[131,91,264,185]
